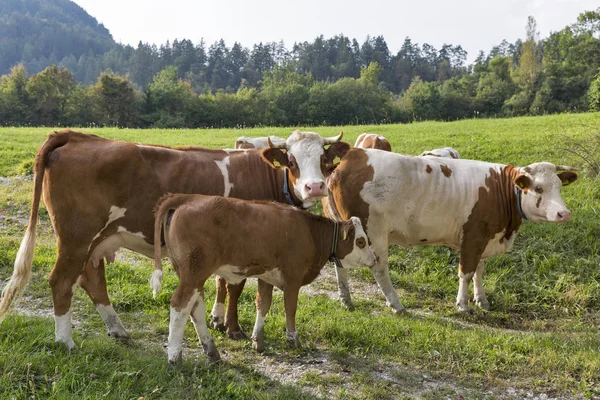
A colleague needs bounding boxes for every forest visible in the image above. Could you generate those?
[0,0,599,127]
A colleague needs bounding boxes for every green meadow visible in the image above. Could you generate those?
[0,113,599,399]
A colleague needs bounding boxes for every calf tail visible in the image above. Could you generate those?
[151,194,186,298]
[0,131,71,321]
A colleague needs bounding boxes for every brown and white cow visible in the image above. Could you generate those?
[354,133,392,152]
[325,147,578,312]
[0,129,346,349]
[151,194,375,363]
[419,147,461,159]
[234,136,286,150]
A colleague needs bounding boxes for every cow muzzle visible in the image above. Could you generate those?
[555,210,571,222]
[304,181,327,199]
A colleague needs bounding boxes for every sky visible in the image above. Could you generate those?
[72,0,598,64]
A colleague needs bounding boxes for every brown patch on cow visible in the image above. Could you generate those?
[326,148,374,239]
[355,134,392,152]
[450,152,458,159]
[440,165,452,177]
[460,166,523,274]
[420,239,428,242]
[536,197,542,208]
[426,165,432,173]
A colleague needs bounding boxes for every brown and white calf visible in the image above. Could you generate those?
[326,147,578,312]
[234,136,286,149]
[152,194,375,363]
[0,129,347,349]
[419,147,461,159]
[354,133,392,152]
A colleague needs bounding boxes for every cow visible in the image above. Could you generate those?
[325,147,578,313]
[151,194,376,363]
[354,133,392,152]
[419,147,461,159]
[234,136,286,150]
[0,129,347,350]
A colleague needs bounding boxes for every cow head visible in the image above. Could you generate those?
[514,162,578,223]
[261,130,351,207]
[337,217,377,268]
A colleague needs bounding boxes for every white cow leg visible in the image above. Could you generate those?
[335,266,355,311]
[210,276,226,332]
[190,290,220,363]
[54,310,75,350]
[370,241,404,313]
[473,261,489,310]
[456,269,474,313]
[252,280,273,353]
[168,289,199,365]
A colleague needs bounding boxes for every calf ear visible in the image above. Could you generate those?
[514,174,532,190]
[342,223,355,241]
[558,171,578,186]
[261,148,289,168]
[326,142,351,163]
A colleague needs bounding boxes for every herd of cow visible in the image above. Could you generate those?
[0,129,578,364]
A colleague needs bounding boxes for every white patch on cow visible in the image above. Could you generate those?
[456,270,474,312]
[55,310,75,349]
[338,217,376,268]
[255,269,285,289]
[482,230,516,259]
[285,131,328,206]
[214,156,233,197]
[168,289,199,363]
[214,265,247,285]
[223,148,247,153]
[97,304,129,337]
[252,312,266,339]
[90,206,127,245]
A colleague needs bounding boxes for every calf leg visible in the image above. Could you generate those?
[210,276,226,332]
[168,283,200,365]
[48,250,88,350]
[283,284,301,348]
[78,260,130,340]
[252,280,273,353]
[473,261,489,310]
[224,280,247,340]
[335,267,355,311]
[190,287,220,363]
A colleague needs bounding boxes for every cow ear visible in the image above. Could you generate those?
[326,142,351,163]
[343,223,355,241]
[558,171,578,186]
[514,174,532,190]
[261,148,289,168]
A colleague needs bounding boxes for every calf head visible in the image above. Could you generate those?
[336,217,377,267]
[514,162,578,223]
[261,130,351,207]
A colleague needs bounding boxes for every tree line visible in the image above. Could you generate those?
[1,10,599,128]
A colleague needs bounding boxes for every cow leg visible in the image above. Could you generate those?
[210,276,226,332]
[335,267,355,311]
[168,283,200,365]
[190,287,220,363]
[252,280,274,353]
[224,280,247,340]
[473,261,489,310]
[48,250,87,350]
[78,260,130,341]
[370,238,405,314]
[456,251,482,313]
[283,284,301,348]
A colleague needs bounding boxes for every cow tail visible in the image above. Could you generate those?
[0,131,71,321]
[151,194,182,298]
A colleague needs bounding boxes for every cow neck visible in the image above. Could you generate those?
[306,216,338,271]
[501,166,525,238]
[279,167,304,209]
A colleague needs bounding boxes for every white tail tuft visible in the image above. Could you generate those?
[150,269,163,298]
[0,228,36,321]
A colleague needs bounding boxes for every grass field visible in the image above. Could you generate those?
[0,113,599,399]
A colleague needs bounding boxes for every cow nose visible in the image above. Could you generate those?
[305,181,326,197]
[557,210,571,222]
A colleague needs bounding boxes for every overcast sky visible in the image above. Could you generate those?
[72,0,597,63]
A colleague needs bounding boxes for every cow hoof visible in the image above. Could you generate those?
[457,304,472,313]
[108,331,133,344]
[475,299,490,311]
[252,336,264,353]
[168,355,183,367]
[340,298,355,311]
[202,342,221,363]
[391,304,407,315]
[286,338,301,349]
[55,339,76,351]
[227,330,248,340]
[211,316,226,332]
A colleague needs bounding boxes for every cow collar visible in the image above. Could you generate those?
[514,185,528,220]
[329,221,344,269]
[282,168,305,209]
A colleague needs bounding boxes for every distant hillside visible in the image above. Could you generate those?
[0,0,116,75]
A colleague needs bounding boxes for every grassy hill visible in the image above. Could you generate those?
[0,113,599,399]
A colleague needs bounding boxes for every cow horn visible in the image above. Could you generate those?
[268,136,287,149]
[555,165,578,172]
[323,131,343,145]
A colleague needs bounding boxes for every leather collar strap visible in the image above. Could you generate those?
[514,185,528,220]
[282,168,296,207]
[329,221,344,269]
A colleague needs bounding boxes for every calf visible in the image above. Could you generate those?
[152,194,375,363]
[326,148,577,312]
[234,136,286,149]
[354,133,392,152]
[419,147,461,159]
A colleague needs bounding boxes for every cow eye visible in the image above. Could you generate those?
[289,161,296,168]
[534,186,543,194]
